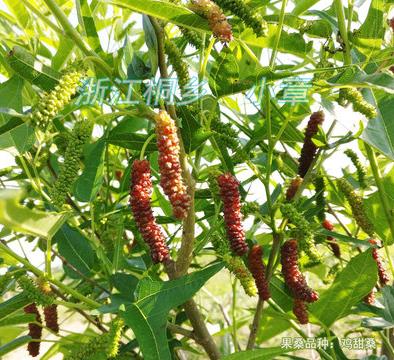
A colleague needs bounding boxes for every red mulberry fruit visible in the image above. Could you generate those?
[155,110,191,220]
[217,173,248,256]
[298,111,325,178]
[248,245,270,300]
[44,304,59,333]
[293,299,309,324]
[322,219,341,258]
[364,290,375,305]
[280,239,319,303]
[129,159,170,263]
[286,177,303,201]
[24,303,42,357]
[189,0,233,42]
[369,239,390,286]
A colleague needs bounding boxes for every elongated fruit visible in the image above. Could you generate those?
[248,245,270,300]
[24,303,42,357]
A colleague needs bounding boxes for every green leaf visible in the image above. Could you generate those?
[0,76,23,125]
[3,0,30,28]
[0,314,36,327]
[0,293,30,321]
[6,46,61,91]
[0,189,67,239]
[0,335,31,356]
[55,224,98,278]
[75,139,106,202]
[364,168,394,245]
[221,347,290,360]
[310,250,378,327]
[362,90,394,160]
[293,0,321,15]
[121,263,223,360]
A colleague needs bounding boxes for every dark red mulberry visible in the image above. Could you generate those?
[24,303,42,357]
[322,219,341,258]
[155,110,191,220]
[130,160,170,263]
[293,299,309,324]
[286,177,303,201]
[248,245,270,300]
[369,239,390,286]
[280,239,319,303]
[44,304,59,333]
[298,111,325,178]
[217,173,248,256]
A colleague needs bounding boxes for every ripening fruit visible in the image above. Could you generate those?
[364,290,375,305]
[339,88,377,119]
[344,149,367,188]
[286,177,303,201]
[164,40,190,94]
[189,0,233,42]
[212,0,265,36]
[18,276,54,307]
[130,160,170,263]
[298,111,325,178]
[217,173,248,256]
[44,305,59,333]
[369,239,390,286]
[313,175,326,222]
[293,299,309,324]
[248,245,271,300]
[179,27,204,49]
[337,178,375,237]
[210,118,239,151]
[51,120,93,208]
[155,110,191,220]
[322,219,341,258]
[24,303,42,357]
[105,319,124,358]
[29,70,85,130]
[280,239,319,303]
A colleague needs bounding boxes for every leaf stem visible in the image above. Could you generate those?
[269,0,288,69]
[334,0,352,65]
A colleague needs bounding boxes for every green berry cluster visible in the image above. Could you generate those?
[100,213,124,254]
[241,201,260,217]
[106,319,124,358]
[339,88,377,119]
[337,178,374,237]
[212,0,265,36]
[280,204,321,264]
[164,40,190,94]
[29,70,85,130]
[179,27,204,49]
[18,276,54,306]
[51,120,93,208]
[212,235,257,296]
[313,175,326,222]
[211,118,239,151]
[344,149,367,188]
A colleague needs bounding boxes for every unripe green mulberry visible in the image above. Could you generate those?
[280,204,321,264]
[18,276,54,307]
[179,27,204,49]
[100,213,124,254]
[51,120,93,208]
[212,236,257,296]
[337,178,374,237]
[212,0,266,37]
[105,319,124,357]
[313,175,326,222]
[29,70,85,130]
[339,88,377,119]
[211,118,239,151]
[344,149,367,188]
[165,40,190,94]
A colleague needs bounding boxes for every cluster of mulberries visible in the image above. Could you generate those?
[286,177,303,201]
[248,245,270,300]
[24,303,42,357]
[212,235,257,296]
[344,149,367,188]
[29,70,85,130]
[39,281,59,334]
[281,240,319,324]
[129,160,170,263]
[281,240,319,303]
[179,27,204,49]
[322,219,341,258]
[18,276,54,307]
[105,319,124,358]
[217,173,248,256]
[164,40,190,94]
[339,88,377,119]
[369,239,390,287]
[298,111,325,178]
[313,175,326,222]
[211,118,239,151]
[189,0,233,42]
[155,110,191,220]
[280,204,321,264]
[51,120,93,208]
[337,178,375,237]
[212,0,265,36]
[100,213,124,254]
[364,291,375,305]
